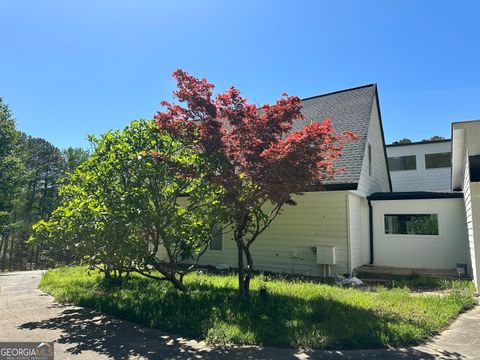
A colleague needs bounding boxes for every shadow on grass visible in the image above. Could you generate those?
[19,274,468,359]
[18,306,465,359]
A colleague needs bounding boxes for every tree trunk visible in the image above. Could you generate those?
[169,275,188,292]
[0,234,8,271]
[8,236,15,270]
[236,243,254,298]
[234,211,252,298]
[150,261,188,292]
[34,245,40,269]
[27,245,34,270]
[104,269,111,279]
[0,235,6,271]
[243,244,254,297]
[237,241,247,297]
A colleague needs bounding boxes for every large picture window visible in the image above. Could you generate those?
[425,152,451,169]
[388,155,416,171]
[384,214,439,235]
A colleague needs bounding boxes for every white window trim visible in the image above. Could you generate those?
[382,212,441,238]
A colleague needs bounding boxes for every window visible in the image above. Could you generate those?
[388,155,416,171]
[425,152,451,169]
[368,143,372,176]
[384,214,439,235]
[210,225,223,250]
[469,155,480,182]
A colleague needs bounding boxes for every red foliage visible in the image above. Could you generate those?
[155,69,358,296]
[155,69,356,207]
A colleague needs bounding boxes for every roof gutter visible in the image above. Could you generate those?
[367,192,463,201]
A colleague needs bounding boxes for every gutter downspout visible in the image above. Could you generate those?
[368,199,374,264]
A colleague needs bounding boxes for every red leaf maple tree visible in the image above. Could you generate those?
[155,69,356,297]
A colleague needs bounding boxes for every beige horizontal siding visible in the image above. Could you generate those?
[158,191,349,276]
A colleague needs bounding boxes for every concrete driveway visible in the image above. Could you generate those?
[0,271,478,359]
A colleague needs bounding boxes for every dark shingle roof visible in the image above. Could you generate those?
[295,84,377,185]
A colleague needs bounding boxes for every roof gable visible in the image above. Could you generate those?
[295,84,377,185]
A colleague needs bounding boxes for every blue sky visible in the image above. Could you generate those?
[1,0,479,149]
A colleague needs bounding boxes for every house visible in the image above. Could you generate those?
[156,84,480,290]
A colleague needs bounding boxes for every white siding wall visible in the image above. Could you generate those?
[387,141,451,191]
[464,155,480,288]
[452,121,480,289]
[347,192,370,271]
[371,198,469,270]
[158,191,350,276]
[350,96,389,273]
[356,96,391,196]
[470,184,480,287]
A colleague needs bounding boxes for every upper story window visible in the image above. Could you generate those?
[368,143,372,176]
[388,155,416,171]
[425,152,451,169]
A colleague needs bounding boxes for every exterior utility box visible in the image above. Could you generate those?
[316,246,336,265]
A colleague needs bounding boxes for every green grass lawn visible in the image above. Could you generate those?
[40,266,477,349]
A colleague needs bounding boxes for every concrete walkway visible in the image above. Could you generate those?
[0,271,478,359]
